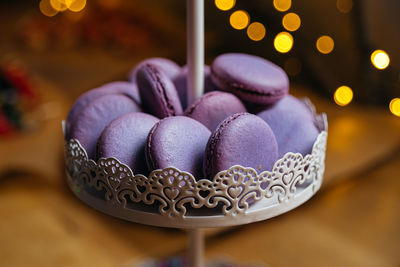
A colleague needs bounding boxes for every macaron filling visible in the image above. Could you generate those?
[144,64,179,117]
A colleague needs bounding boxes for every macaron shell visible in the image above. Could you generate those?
[66,81,140,135]
[247,94,314,115]
[97,81,141,104]
[137,63,183,118]
[257,103,319,157]
[204,113,278,179]
[173,65,219,109]
[211,53,289,104]
[97,112,159,175]
[128,57,181,82]
[69,94,143,159]
[184,91,247,131]
[146,116,211,180]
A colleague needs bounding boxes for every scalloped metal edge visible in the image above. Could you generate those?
[64,113,327,228]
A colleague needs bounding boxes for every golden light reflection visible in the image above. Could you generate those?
[329,116,360,152]
[50,0,68,11]
[274,32,293,53]
[282,13,301,32]
[284,57,301,76]
[229,10,250,30]
[68,0,86,12]
[215,0,235,11]
[39,0,59,17]
[336,0,353,13]
[247,22,266,41]
[371,50,390,70]
[334,86,353,106]
[273,0,291,12]
[316,35,334,54]
[389,98,400,117]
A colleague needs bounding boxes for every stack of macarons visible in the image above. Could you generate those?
[66,53,320,180]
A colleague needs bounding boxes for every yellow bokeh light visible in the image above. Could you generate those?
[371,50,390,70]
[316,35,334,54]
[247,22,266,41]
[389,98,400,117]
[334,86,353,106]
[50,0,68,11]
[39,0,58,17]
[336,0,353,13]
[273,0,291,12]
[229,10,250,30]
[215,0,235,11]
[274,32,293,53]
[68,0,86,12]
[282,12,301,32]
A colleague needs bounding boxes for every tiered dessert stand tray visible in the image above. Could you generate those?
[64,114,327,266]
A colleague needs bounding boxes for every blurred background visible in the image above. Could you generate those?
[0,0,399,267]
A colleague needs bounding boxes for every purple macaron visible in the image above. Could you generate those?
[68,94,142,159]
[137,63,183,118]
[211,53,289,104]
[145,116,211,180]
[184,91,247,131]
[204,112,278,179]
[128,57,181,83]
[97,112,159,175]
[173,65,219,109]
[257,95,319,157]
[66,81,140,135]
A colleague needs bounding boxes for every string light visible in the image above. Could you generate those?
[334,86,353,106]
[273,0,291,12]
[229,10,250,30]
[274,32,293,53]
[389,98,400,117]
[282,13,301,32]
[247,22,266,41]
[215,0,235,11]
[371,50,390,70]
[39,0,58,17]
[316,35,334,54]
[336,0,353,13]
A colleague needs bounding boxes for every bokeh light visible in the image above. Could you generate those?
[215,0,235,11]
[389,98,400,117]
[247,22,266,41]
[284,57,302,76]
[273,0,291,12]
[334,86,353,106]
[68,0,86,12]
[39,0,58,17]
[274,32,293,53]
[336,0,353,13]
[316,35,334,54]
[370,50,390,70]
[282,13,301,32]
[229,10,250,30]
[50,0,68,11]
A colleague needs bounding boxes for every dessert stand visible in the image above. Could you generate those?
[63,1,328,266]
[64,120,327,266]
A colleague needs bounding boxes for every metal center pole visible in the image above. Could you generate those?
[186,0,205,104]
[188,228,204,267]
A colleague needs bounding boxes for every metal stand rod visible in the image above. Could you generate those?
[186,0,205,104]
[188,228,204,267]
